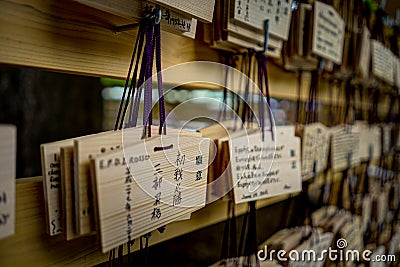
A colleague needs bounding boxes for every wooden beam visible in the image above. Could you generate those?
[0,0,219,79]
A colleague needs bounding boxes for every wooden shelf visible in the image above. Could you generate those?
[0,0,219,79]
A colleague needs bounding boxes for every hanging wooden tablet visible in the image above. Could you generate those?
[382,124,392,156]
[300,123,330,177]
[206,0,283,57]
[340,216,364,252]
[60,146,81,240]
[359,26,371,79]
[354,121,372,161]
[198,122,233,202]
[225,21,283,55]
[232,0,293,41]
[371,40,395,85]
[279,225,313,252]
[312,1,345,65]
[41,138,76,236]
[361,195,372,234]
[74,126,197,234]
[377,192,388,227]
[289,231,334,267]
[230,126,301,204]
[330,125,360,173]
[258,228,292,251]
[326,210,352,234]
[283,3,319,71]
[227,0,288,57]
[152,0,215,22]
[91,134,210,253]
[0,125,16,240]
[312,205,338,227]
[395,58,400,93]
[388,226,400,256]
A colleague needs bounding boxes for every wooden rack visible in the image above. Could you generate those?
[0,0,386,265]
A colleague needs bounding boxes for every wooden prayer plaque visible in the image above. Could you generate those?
[91,135,210,252]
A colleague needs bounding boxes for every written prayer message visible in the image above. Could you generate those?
[230,126,301,203]
[92,135,210,252]
[312,1,345,64]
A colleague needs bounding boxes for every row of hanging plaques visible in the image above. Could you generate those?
[210,129,400,266]
[40,121,304,252]
[40,121,397,252]
[204,0,400,91]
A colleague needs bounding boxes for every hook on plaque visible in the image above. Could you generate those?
[113,5,162,33]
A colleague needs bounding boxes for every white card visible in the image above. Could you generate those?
[362,195,372,233]
[301,123,330,176]
[0,125,16,240]
[330,126,360,172]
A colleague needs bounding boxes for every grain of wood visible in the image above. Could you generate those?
[60,146,82,240]
[73,126,201,235]
[0,0,218,79]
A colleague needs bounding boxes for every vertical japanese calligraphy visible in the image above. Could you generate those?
[312,1,345,64]
[92,135,210,252]
[233,0,293,40]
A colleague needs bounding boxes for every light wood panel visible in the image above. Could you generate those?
[0,0,365,108]
[0,0,219,79]
[0,176,293,266]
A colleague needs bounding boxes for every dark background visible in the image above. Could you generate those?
[0,65,103,178]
